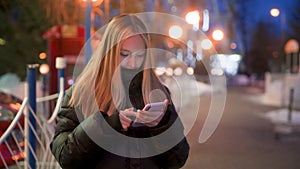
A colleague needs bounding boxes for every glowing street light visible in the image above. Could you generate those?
[165,67,174,76]
[186,67,194,75]
[185,10,200,30]
[39,63,50,114]
[39,52,47,60]
[174,67,183,76]
[212,29,224,41]
[270,8,280,17]
[284,39,299,73]
[169,25,183,39]
[39,64,50,75]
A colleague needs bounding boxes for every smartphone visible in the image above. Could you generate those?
[132,101,167,127]
[143,101,167,112]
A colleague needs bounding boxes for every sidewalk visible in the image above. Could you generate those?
[182,86,300,169]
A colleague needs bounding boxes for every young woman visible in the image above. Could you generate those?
[50,13,189,169]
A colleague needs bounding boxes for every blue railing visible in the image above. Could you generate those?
[0,57,66,169]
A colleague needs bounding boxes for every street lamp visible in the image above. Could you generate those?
[39,64,50,96]
[284,39,299,73]
[169,25,183,39]
[212,29,224,41]
[80,0,104,64]
[39,64,50,75]
[270,8,280,17]
[39,63,50,116]
[186,67,194,75]
[270,8,289,73]
[185,10,200,31]
[39,52,47,60]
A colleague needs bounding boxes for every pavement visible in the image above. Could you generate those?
[181,86,300,169]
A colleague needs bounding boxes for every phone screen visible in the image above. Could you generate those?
[143,101,166,111]
[132,101,167,127]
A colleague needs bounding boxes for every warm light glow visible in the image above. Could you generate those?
[201,39,213,50]
[165,67,174,76]
[185,10,200,25]
[11,152,24,161]
[185,10,200,30]
[169,25,183,39]
[155,67,166,76]
[173,67,183,76]
[39,52,47,60]
[39,64,50,74]
[9,103,21,111]
[230,42,237,49]
[186,67,194,75]
[270,8,280,17]
[212,29,224,41]
[284,39,299,54]
[19,141,25,147]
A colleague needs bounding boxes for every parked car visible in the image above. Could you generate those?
[0,91,24,167]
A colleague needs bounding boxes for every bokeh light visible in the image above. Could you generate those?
[169,25,183,39]
[270,8,280,17]
[39,52,47,60]
[212,29,224,41]
[39,64,50,75]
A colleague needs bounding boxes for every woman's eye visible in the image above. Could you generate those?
[136,52,146,58]
[120,51,130,57]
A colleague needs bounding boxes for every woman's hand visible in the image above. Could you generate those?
[135,99,169,127]
[119,107,136,131]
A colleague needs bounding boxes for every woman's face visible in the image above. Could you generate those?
[120,35,146,69]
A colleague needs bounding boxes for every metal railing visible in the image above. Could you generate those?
[0,58,66,169]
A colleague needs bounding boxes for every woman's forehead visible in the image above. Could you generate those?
[121,35,146,51]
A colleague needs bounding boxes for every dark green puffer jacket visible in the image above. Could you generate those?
[50,73,189,169]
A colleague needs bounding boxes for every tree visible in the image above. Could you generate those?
[0,0,53,80]
[287,0,300,42]
[247,21,276,75]
[226,0,256,75]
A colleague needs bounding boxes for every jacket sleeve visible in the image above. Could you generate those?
[50,88,123,169]
[149,103,190,169]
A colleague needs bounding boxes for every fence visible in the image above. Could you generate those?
[265,72,300,109]
[0,58,66,169]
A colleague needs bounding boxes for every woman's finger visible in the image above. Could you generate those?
[121,109,137,117]
[119,111,133,130]
[136,110,164,124]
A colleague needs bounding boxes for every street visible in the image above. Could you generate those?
[182,86,300,169]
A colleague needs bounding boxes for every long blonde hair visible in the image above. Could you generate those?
[70,14,170,117]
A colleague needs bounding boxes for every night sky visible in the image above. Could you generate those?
[241,0,299,35]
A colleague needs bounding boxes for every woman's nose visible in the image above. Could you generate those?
[127,55,137,68]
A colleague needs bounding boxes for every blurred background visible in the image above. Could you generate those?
[1,0,300,80]
[0,0,300,168]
